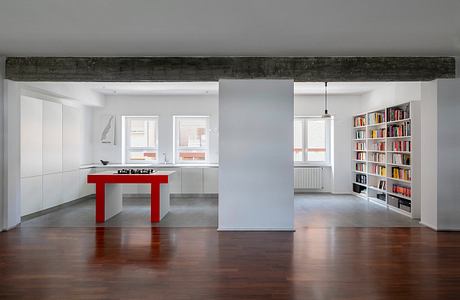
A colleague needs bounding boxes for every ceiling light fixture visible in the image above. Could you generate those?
[322,82,331,119]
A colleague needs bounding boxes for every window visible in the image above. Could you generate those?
[124,116,158,163]
[174,116,209,163]
[294,117,330,164]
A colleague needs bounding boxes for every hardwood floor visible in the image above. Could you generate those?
[1,227,460,299]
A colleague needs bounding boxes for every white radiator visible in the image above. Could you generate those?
[294,167,323,189]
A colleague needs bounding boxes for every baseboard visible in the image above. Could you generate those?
[123,193,218,198]
[295,190,328,194]
[21,194,94,221]
[217,227,295,232]
[172,193,218,198]
[419,221,438,231]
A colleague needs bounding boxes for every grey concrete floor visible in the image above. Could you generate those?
[20,194,422,228]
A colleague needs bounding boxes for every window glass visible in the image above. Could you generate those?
[175,117,209,163]
[307,119,326,161]
[294,119,303,162]
[124,117,158,163]
[294,117,330,163]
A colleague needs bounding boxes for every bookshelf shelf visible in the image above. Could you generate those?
[387,177,411,183]
[387,136,411,139]
[368,186,386,193]
[368,173,387,179]
[352,101,420,220]
[387,151,411,154]
[387,192,411,201]
[387,118,411,125]
[368,161,386,165]
[387,163,411,168]
[353,170,367,175]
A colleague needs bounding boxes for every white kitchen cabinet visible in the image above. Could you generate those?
[161,168,181,194]
[20,96,43,178]
[62,170,80,203]
[181,168,203,194]
[137,184,151,194]
[21,176,43,216]
[43,173,63,209]
[43,101,63,175]
[62,106,81,172]
[203,168,218,194]
[79,168,95,198]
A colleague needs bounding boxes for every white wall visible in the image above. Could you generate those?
[92,94,219,164]
[219,80,294,231]
[20,82,105,107]
[360,82,422,111]
[80,106,94,165]
[295,94,362,194]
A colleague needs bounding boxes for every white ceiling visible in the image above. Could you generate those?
[0,0,459,56]
[83,82,388,96]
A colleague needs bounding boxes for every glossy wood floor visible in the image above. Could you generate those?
[1,227,460,299]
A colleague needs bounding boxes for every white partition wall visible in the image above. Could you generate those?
[421,79,460,230]
[63,106,81,172]
[218,80,294,231]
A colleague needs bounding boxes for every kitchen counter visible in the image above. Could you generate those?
[80,163,219,169]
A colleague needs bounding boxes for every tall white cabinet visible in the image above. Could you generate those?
[20,96,83,217]
[43,101,63,174]
[20,97,44,215]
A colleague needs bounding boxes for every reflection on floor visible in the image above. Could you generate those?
[21,193,422,228]
[3,226,459,298]
[21,196,218,228]
[295,193,422,227]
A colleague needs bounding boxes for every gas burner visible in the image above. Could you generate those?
[116,169,157,175]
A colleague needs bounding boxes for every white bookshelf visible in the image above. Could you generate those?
[351,101,420,219]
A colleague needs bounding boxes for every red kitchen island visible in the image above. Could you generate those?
[87,170,175,223]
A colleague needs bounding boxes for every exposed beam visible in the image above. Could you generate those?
[5,56,456,82]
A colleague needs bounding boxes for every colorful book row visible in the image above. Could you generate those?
[392,184,411,197]
[354,116,366,127]
[390,141,411,152]
[388,122,411,137]
[387,107,410,122]
[391,167,411,181]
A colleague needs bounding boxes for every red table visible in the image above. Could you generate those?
[87,171,174,223]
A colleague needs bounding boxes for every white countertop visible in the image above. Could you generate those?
[90,170,176,176]
[80,163,219,169]
[80,163,329,169]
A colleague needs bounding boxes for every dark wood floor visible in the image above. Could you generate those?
[1,227,460,299]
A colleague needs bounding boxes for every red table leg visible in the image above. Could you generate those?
[95,183,106,222]
[151,183,160,222]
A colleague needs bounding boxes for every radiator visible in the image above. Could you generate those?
[294,167,323,189]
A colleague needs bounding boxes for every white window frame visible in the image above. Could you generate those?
[123,116,159,164]
[294,116,331,166]
[173,115,210,164]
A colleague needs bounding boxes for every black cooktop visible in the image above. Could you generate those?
[116,169,157,174]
